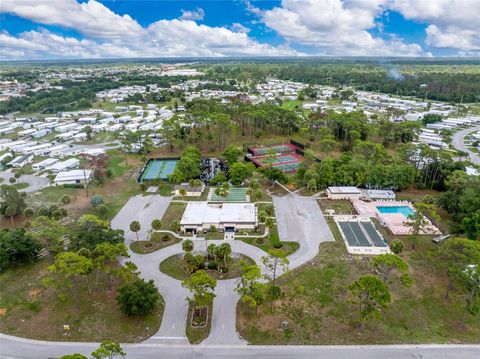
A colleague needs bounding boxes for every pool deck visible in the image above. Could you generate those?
[352,200,442,235]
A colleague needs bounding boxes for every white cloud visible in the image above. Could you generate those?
[260,0,425,56]
[0,1,299,59]
[0,21,299,60]
[179,7,205,21]
[231,23,251,33]
[0,0,144,39]
[389,0,480,51]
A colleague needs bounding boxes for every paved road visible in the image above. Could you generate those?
[273,194,334,268]
[111,194,172,244]
[451,125,480,165]
[1,334,479,359]
[0,171,50,192]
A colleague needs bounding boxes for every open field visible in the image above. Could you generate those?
[0,259,163,342]
[237,225,480,344]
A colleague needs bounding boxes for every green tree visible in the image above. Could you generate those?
[406,202,438,250]
[0,228,41,271]
[228,162,252,186]
[91,340,126,359]
[93,243,129,291]
[390,240,404,255]
[129,221,141,241]
[72,214,124,250]
[236,262,266,315]
[458,264,480,329]
[84,126,93,140]
[372,253,410,285]
[49,252,93,310]
[182,269,217,307]
[209,171,227,185]
[151,219,162,231]
[0,185,27,226]
[30,216,66,259]
[59,354,88,359]
[261,249,289,285]
[348,275,391,329]
[116,279,160,316]
[216,242,232,268]
[267,284,284,311]
[182,239,194,252]
[462,211,480,240]
[222,146,243,165]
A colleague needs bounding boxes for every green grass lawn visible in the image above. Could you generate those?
[240,227,300,257]
[0,259,163,342]
[160,254,255,281]
[130,233,180,254]
[161,202,187,230]
[10,182,30,190]
[186,303,212,344]
[317,199,356,215]
[107,156,132,178]
[237,224,480,344]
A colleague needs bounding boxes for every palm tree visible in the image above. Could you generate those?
[130,221,141,241]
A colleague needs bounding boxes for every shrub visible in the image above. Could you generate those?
[23,207,34,217]
[96,204,109,217]
[9,177,16,184]
[60,195,71,204]
[90,194,104,208]
[116,279,160,316]
[390,240,404,255]
[207,261,217,270]
[63,184,83,189]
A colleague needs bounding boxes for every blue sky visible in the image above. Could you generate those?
[1,0,478,60]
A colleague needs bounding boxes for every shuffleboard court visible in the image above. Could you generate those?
[210,187,248,202]
[139,159,178,182]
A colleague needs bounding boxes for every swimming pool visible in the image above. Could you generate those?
[376,206,414,218]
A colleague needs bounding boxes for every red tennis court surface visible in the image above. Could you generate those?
[247,143,303,173]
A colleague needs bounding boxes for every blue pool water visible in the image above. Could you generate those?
[376,206,414,218]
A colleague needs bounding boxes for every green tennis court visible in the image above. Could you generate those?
[252,145,294,155]
[210,187,248,202]
[139,159,178,181]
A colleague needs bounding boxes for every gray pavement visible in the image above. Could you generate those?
[111,194,172,244]
[451,125,480,165]
[1,334,479,359]
[273,194,334,268]
[0,171,50,193]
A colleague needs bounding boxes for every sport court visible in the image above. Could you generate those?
[248,143,303,173]
[209,187,248,202]
[249,144,297,156]
[139,159,178,182]
[335,216,390,255]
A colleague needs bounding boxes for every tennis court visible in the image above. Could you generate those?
[250,144,296,156]
[209,187,248,202]
[139,159,178,182]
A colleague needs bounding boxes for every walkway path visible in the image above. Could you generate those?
[451,125,480,165]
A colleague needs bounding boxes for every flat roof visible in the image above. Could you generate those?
[180,202,256,225]
[54,169,92,182]
[328,186,361,194]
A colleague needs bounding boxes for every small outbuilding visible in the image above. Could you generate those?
[326,186,361,200]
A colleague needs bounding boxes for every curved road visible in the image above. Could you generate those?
[451,125,480,165]
[0,171,50,193]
